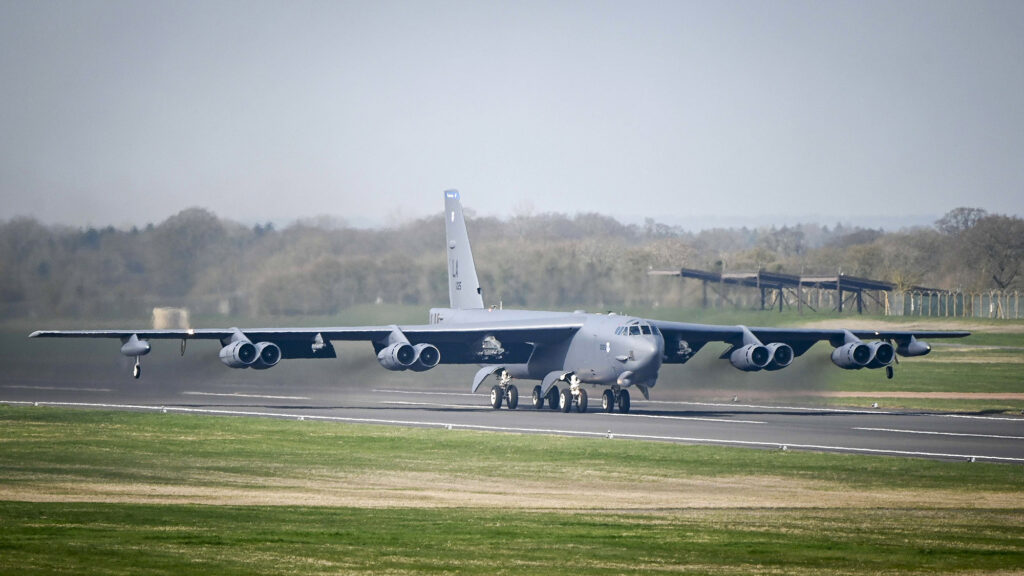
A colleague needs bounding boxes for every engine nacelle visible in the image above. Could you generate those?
[729,344,771,371]
[763,342,794,371]
[377,342,416,371]
[831,342,871,369]
[250,342,282,370]
[409,343,441,372]
[219,340,257,368]
[897,337,931,357]
[865,341,895,368]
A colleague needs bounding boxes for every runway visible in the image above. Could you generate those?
[3,373,1023,464]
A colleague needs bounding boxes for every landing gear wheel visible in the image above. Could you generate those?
[547,386,560,410]
[601,389,614,412]
[617,389,631,414]
[505,385,519,410]
[490,385,504,409]
[576,388,588,413]
[558,387,573,413]
[132,362,141,379]
[531,386,544,409]
[886,365,894,380]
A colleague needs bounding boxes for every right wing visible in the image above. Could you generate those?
[29,316,584,367]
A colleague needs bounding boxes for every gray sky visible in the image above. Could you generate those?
[2,0,1022,229]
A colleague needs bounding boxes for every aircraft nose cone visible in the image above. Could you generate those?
[632,339,661,372]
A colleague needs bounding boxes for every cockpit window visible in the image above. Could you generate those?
[618,322,657,337]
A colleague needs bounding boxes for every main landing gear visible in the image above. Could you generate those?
[600,386,630,414]
[531,375,589,413]
[530,385,567,411]
[489,370,519,410]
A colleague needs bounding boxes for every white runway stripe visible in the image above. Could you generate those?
[854,427,1024,440]
[4,400,1022,464]
[182,391,311,400]
[2,385,113,393]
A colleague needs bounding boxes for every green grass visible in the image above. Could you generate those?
[2,406,1022,492]
[825,359,1024,395]
[1,406,1022,575]
[2,504,1022,575]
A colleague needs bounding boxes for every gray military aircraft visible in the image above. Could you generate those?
[31,190,969,413]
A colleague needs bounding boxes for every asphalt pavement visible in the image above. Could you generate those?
[3,369,1022,464]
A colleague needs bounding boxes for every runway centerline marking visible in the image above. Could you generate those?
[603,413,765,425]
[374,389,477,397]
[4,400,1021,464]
[379,400,478,410]
[2,385,113,393]
[854,427,1024,441]
[182,392,311,401]
[644,399,899,415]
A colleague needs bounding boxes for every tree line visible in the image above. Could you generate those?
[0,206,1020,319]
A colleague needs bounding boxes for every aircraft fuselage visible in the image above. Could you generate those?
[429,307,664,389]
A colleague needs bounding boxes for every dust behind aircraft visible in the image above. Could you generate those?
[31,191,969,413]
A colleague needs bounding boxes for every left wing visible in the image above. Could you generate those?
[652,320,969,372]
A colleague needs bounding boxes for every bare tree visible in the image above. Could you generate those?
[962,215,1024,289]
[936,207,988,236]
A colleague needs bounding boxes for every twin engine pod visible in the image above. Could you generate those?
[830,340,896,370]
[377,342,441,371]
[729,342,795,372]
[219,340,281,370]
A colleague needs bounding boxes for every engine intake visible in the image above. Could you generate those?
[729,344,771,371]
[219,340,257,368]
[831,342,872,369]
[251,342,282,370]
[866,341,895,368]
[764,342,794,371]
[409,343,441,372]
[377,342,416,371]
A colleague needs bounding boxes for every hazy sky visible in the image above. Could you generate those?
[2,0,1022,229]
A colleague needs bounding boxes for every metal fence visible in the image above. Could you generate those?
[888,290,1023,319]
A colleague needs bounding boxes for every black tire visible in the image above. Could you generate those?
[547,386,560,410]
[531,385,544,409]
[559,388,572,413]
[577,388,588,413]
[618,389,631,414]
[601,389,614,412]
[490,385,503,409]
[506,385,519,410]
[133,363,141,379]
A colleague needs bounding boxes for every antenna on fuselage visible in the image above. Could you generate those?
[444,190,484,310]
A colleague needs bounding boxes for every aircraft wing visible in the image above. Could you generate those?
[650,320,970,362]
[29,316,585,364]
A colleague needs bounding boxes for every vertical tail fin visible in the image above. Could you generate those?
[444,190,484,310]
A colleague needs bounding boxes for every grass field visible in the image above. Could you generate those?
[1,406,1022,574]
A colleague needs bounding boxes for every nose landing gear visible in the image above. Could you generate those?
[601,386,630,413]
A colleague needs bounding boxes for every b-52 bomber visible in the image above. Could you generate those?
[31,191,969,413]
